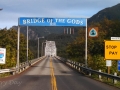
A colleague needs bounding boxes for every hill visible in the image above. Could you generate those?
[12,26,65,39]
[88,3,120,24]
[12,26,78,40]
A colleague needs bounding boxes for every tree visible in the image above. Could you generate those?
[0,28,34,68]
[66,18,120,75]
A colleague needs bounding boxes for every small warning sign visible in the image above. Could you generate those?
[88,27,98,37]
[0,48,6,64]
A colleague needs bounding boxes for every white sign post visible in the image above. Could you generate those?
[106,60,111,74]
[106,60,112,66]
[105,37,118,74]
[0,48,6,64]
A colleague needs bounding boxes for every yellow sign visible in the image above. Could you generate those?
[104,40,120,60]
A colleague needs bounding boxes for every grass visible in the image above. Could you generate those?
[0,72,11,78]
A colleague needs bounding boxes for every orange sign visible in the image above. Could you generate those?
[88,27,98,37]
[104,40,120,60]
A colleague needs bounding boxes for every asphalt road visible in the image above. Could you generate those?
[0,56,119,90]
[0,57,51,90]
[52,57,120,90]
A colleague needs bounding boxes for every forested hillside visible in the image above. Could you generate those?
[88,3,120,24]
[12,26,75,40]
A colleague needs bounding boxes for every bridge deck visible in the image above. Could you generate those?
[0,57,119,90]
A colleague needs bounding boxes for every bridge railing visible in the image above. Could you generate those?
[55,56,120,85]
[0,56,46,76]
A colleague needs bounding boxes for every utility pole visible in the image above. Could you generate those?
[38,37,44,58]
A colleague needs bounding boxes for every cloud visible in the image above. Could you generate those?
[0,0,120,29]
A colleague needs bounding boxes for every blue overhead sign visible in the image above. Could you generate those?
[118,60,120,71]
[18,17,86,26]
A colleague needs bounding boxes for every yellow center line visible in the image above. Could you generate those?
[50,57,58,90]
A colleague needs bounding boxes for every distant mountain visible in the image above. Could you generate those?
[88,3,120,24]
[12,26,65,39]
[12,26,78,40]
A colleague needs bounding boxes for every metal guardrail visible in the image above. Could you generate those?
[0,69,15,74]
[55,56,120,84]
[0,56,46,75]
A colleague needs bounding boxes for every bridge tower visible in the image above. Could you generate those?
[45,41,57,56]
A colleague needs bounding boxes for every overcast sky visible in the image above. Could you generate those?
[0,0,120,29]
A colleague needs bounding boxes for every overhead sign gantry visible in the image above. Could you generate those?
[19,17,86,26]
[17,17,88,72]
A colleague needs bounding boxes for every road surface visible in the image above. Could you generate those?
[0,56,119,90]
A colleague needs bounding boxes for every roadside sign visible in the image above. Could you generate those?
[111,37,120,40]
[106,60,112,66]
[118,61,120,71]
[88,27,98,37]
[0,48,6,64]
[104,40,120,60]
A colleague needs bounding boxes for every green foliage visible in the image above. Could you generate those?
[88,54,106,71]
[0,29,34,68]
[43,32,79,58]
[66,18,120,74]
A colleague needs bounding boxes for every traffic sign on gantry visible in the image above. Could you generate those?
[18,17,86,26]
[104,40,120,60]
